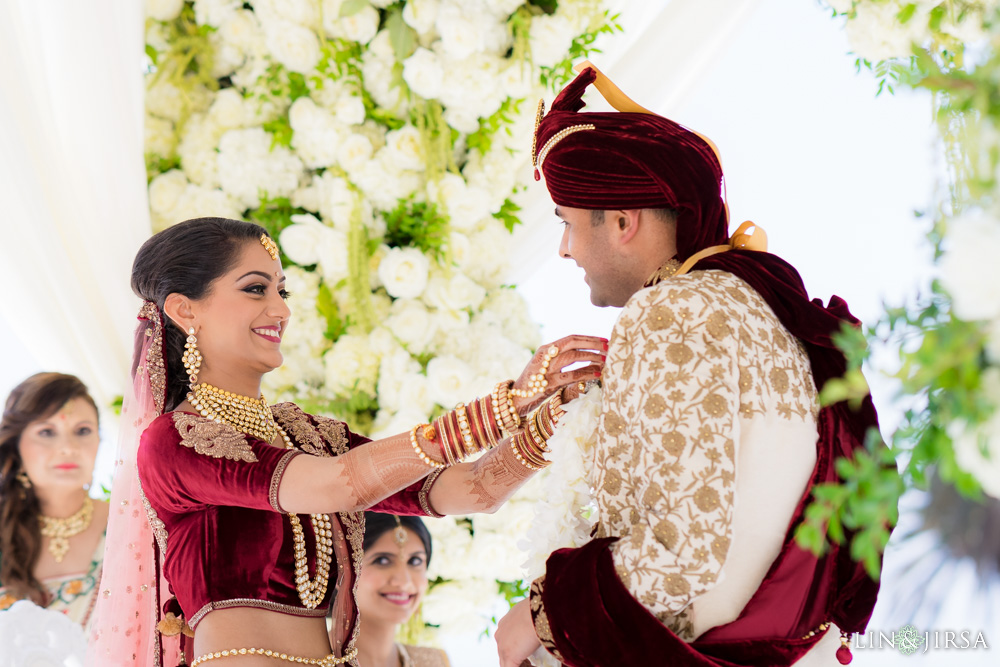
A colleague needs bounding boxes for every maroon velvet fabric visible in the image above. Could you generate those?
[536,67,728,262]
[533,69,885,665]
[136,407,431,635]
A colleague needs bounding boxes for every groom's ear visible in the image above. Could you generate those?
[614,209,643,245]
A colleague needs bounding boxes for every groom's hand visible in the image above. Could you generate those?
[496,598,542,667]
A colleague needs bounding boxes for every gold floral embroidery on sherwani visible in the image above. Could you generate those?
[595,269,817,638]
[171,413,258,462]
[529,576,564,662]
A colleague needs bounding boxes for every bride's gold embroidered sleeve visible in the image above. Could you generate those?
[171,413,257,462]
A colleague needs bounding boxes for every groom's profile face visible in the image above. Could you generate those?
[556,206,633,308]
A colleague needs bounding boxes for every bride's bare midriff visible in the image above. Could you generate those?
[194,608,335,664]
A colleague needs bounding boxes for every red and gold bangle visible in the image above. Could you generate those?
[410,424,445,469]
[455,404,475,458]
[434,413,455,466]
[476,397,502,448]
[510,433,543,471]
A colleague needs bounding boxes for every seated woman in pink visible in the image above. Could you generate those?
[87,218,604,667]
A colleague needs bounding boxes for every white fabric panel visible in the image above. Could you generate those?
[507,0,763,284]
[0,0,148,404]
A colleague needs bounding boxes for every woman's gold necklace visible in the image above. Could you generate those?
[187,382,332,609]
[39,496,94,562]
[187,382,277,443]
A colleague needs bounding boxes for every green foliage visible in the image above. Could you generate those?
[412,99,456,180]
[248,194,307,259]
[386,5,418,61]
[497,579,530,607]
[339,0,370,18]
[109,395,124,416]
[145,153,181,182]
[467,98,524,156]
[263,115,294,148]
[493,197,523,233]
[384,196,450,258]
[298,391,377,436]
[528,0,559,14]
[317,282,347,341]
[539,11,624,90]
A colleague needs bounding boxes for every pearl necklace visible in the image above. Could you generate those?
[278,426,333,609]
[187,382,277,444]
[39,496,94,562]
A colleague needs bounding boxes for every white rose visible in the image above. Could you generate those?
[478,288,541,350]
[311,172,359,231]
[385,298,437,353]
[323,333,380,397]
[528,14,575,68]
[148,169,189,215]
[384,125,426,172]
[157,183,241,232]
[264,19,322,73]
[427,173,491,229]
[278,214,327,266]
[423,273,486,312]
[403,48,444,100]
[334,5,380,44]
[402,0,439,36]
[426,355,473,407]
[370,407,431,440]
[218,9,263,52]
[146,79,186,123]
[940,209,1000,322]
[438,53,506,120]
[207,88,247,130]
[263,0,320,28]
[378,247,431,299]
[147,0,183,22]
[216,128,304,208]
[315,226,350,286]
[468,531,525,582]
[442,106,480,135]
[336,134,374,173]
[352,153,423,210]
[177,112,223,186]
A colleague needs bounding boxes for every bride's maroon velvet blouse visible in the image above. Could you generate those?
[135,402,436,633]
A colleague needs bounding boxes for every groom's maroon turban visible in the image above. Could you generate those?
[532,66,728,262]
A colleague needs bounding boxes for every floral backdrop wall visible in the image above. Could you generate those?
[143,0,617,643]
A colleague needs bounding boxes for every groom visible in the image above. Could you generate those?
[495,65,885,666]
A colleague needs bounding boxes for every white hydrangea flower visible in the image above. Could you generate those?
[289,97,347,168]
[378,247,431,299]
[422,579,499,635]
[330,4,380,44]
[148,169,189,218]
[427,172,492,229]
[426,354,474,407]
[385,298,438,353]
[336,134,374,173]
[194,0,241,27]
[384,125,426,172]
[323,333,380,397]
[216,127,304,208]
[145,114,176,159]
[422,272,486,312]
[263,18,322,73]
[939,209,1000,322]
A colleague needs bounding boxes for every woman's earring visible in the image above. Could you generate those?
[182,327,203,386]
[16,471,31,489]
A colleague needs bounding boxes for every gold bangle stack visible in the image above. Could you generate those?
[420,396,505,467]
[509,392,567,471]
[492,380,521,434]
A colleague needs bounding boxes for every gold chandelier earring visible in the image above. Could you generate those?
[182,327,203,386]
[16,470,31,489]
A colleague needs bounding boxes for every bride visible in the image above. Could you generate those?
[87,217,605,666]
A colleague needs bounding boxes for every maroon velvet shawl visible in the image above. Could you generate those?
[533,69,884,666]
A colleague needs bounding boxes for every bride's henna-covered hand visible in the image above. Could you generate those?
[511,334,607,415]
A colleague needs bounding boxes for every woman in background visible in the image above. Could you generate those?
[0,372,108,629]
[355,513,447,667]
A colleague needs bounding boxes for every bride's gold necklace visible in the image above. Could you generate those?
[39,496,94,562]
[187,382,277,443]
[187,382,332,608]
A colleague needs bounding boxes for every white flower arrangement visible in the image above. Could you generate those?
[145,0,617,642]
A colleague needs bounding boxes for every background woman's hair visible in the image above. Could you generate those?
[130,217,270,412]
[363,512,433,565]
[0,373,98,603]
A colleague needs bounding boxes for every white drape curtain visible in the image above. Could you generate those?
[0,0,759,405]
[0,0,148,406]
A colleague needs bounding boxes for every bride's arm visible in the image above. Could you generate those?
[425,438,536,515]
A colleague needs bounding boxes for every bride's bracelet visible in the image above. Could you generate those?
[409,396,507,469]
[492,380,521,435]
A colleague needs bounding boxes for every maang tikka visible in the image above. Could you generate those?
[182,327,203,385]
